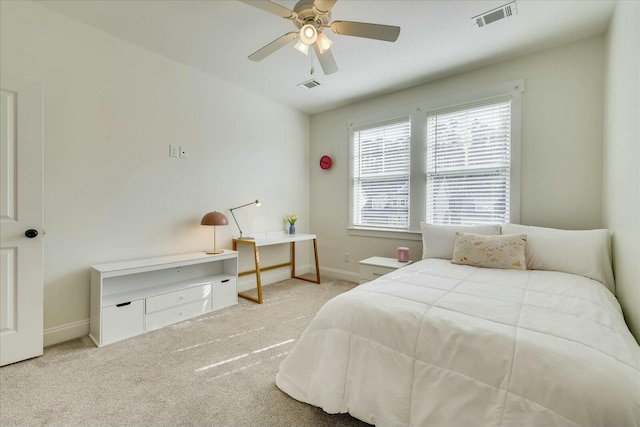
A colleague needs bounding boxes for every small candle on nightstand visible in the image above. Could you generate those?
[397,247,410,263]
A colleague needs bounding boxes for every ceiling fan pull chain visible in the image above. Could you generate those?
[310,52,315,75]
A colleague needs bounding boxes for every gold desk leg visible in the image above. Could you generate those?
[291,241,296,279]
[312,238,320,283]
[236,240,264,304]
[293,238,321,284]
[254,243,263,303]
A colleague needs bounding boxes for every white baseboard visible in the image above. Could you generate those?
[43,319,90,347]
[237,264,360,290]
[319,266,360,283]
[237,263,314,292]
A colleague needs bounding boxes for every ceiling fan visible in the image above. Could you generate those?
[240,0,401,75]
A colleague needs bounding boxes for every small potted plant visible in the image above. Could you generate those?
[285,214,297,235]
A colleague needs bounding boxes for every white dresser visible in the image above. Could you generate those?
[90,250,238,346]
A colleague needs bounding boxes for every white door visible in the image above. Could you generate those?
[0,74,44,366]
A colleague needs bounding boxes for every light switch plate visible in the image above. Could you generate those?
[169,144,179,158]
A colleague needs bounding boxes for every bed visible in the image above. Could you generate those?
[275,224,640,426]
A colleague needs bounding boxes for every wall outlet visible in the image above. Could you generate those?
[169,144,179,158]
[179,147,189,159]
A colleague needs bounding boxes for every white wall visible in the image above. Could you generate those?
[4,0,636,347]
[603,1,640,342]
[310,36,606,282]
[1,1,311,345]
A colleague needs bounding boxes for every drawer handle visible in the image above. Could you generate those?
[221,279,230,283]
[179,296,184,299]
[116,301,132,307]
[372,273,383,276]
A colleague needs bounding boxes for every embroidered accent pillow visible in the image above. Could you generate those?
[451,232,527,270]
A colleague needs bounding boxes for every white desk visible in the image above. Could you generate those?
[233,232,320,304]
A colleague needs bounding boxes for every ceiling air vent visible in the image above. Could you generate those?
[473,1,517,28]
[297,79,321,90]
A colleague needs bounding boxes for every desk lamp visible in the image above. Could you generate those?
[201,211,229,254]
[229,199,261,240]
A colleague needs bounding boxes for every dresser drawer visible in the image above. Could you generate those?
[145,298,211,331]
[102,299,144,345]
[212,277,237,311]
[360,264,395,282]
[145,283,211,314]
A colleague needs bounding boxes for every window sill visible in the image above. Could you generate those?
[347,227,422,241]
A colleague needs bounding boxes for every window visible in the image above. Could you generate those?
[426,100,511,225]
[351,117,411,228]
[348,80,523,236]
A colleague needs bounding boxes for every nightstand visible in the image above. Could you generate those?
[359,256,411,284]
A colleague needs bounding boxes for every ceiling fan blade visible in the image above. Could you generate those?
[330,21,400,42]
[313,44,338,75]
[239,0,296,20]
[313,0,337,15]
[249,32,298,62]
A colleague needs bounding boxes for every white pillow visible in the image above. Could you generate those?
[451,232,527,270]
[502,223,615,293]
[420,222,501,260]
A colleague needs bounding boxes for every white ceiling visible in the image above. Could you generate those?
[36,0,616,115]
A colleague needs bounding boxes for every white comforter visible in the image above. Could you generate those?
[276,259,640,426]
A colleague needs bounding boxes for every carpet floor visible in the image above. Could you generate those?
[0,277,371,426]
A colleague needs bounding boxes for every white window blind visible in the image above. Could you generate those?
[352,117,411,228]
[426,100,511,225]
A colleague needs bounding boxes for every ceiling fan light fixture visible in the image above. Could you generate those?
[316,32,333,54]
[299,24,318,45]
[243,0,400,76]
[294,38,309,55]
